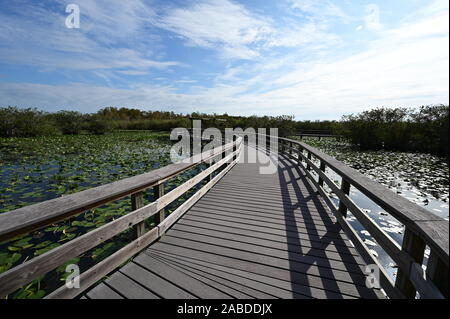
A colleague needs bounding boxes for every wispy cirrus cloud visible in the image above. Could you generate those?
[0,0,448,119]
[154,0,342,60]
[0,0,180,75]
[288,0,350,22]
[154,0,272,60]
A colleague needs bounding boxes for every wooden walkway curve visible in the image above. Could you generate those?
[1,134,447,299]
[85,145,381,299]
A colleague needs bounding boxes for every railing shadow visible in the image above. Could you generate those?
[276,152,379,299]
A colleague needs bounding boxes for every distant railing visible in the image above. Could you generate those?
[0,136,243,299]
[296,130,341,140]
[275,136,448,299]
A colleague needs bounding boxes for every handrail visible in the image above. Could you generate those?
[0,136,243,298]
[0,137,236,243]
[274,136,448,299]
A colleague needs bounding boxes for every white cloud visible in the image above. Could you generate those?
[289,0,349,21]
[155,0,272,60]
[155,0,341,60]
[265,22,340,48]
[364,4,382,31]
[0,1,180,74]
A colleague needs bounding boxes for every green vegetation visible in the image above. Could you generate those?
[339,105,449,156]
[2,104,447,155]
[0,106,296,137]
[0,103,448,183]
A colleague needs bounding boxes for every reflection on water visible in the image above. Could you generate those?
[295,137,449,283]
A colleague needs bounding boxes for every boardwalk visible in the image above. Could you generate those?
[1,136,447,299]
[85,146,381,299]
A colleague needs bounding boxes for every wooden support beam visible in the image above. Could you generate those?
[395,228,426,298]
[154,184,165,224]
[306,151,312,171]
[131,192,145,238]
[338,179,351,217]
[318,160,326,187]
[426,250,449,298]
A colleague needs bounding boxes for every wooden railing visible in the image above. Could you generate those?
[0,136,243,299]
[275,136,449,299]
[297,130,340,140]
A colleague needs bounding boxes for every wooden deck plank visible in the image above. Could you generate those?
[132,254,233,299]
[181,213,349,241]
[194,198,336,219]
[157,235,367,283]
[200,192,334,212]
[148,250,357,299]
[177,216,354,249]
[86,283,123,299]
[198,195,332,215]
[200,188,332,205]
[105,271,159,299]
[119,262,196,299]
[175,220,360,255]
[188,206,340,230]
[150,253,298,299]
[166,226,365,264]
[165,228,364,267]
[148,254,278,299]
[189,206,339,231]
[149,242,377,299]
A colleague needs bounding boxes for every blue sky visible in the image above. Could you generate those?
[0,0,448,120]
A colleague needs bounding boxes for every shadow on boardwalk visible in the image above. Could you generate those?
[84,144,381,299]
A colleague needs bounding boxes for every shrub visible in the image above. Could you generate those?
[0,107,59,137]
[51,111,84,135]
[340,105,449,156]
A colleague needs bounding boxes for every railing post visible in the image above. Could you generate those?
[207,160,213,182]
[154,183,165,224]
[306,151,312,171]
[395,228,426,298]
[232,135,237,162]
[318,160,326,187]
[426,250,449,298]
[338,178,351,217]
[131,192,145,238]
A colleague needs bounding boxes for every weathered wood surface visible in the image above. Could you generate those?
[85,145,382,299]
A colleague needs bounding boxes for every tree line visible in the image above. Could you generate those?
[0,105,448,156]
[338,105,449,156]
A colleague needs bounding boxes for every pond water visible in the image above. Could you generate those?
[294,137,449,284]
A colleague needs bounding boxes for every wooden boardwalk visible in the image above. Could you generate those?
[1,136,446,299]
[85,146,380,299]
